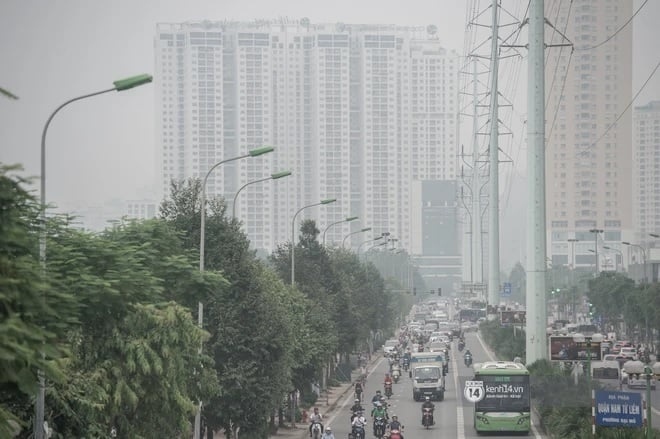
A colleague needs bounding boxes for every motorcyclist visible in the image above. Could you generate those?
[321,427,335,439]
[421,396,435,425]
[309,407,324,436]
[371,402,389,436]
[464,349,473,365]
[388,414,403,431]
[384,373,393,388]
[350,399,364,421]
[354,380,364,401]
[351,411,367,439]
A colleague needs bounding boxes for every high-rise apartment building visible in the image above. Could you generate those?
[633,101,660,246]
[544,0,633,271]
[155,20,459,253]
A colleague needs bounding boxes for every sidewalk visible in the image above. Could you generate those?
[270,353,383,439]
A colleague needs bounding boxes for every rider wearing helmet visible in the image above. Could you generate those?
[371,390,383,403]
[350,399,364,421]
[371,402,389,436]
[388,414,403,431]
[309,407,324,437]
[321,427,335,439]
[351,411,367,439]
[421,396,435,425]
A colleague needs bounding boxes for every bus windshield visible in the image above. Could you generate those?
[475,375,530,412]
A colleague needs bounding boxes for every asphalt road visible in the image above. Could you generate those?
[324,332,545,438]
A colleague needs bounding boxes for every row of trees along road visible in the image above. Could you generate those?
[0,168,414,439]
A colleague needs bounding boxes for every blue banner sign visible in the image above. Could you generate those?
[594,390,643,428]
[502,282,512,297]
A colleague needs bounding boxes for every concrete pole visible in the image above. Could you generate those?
[471,58,484,290]
[526,0,548,364]
[488,0,501,311]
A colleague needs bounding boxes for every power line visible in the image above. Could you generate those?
[545,0,573,112]
[547,49,574,142]
[576,0,648,51]
[578,57,660,156]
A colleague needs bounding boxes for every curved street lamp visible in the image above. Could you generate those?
[622,241,647,283]
[322,215,359,247]
[37,73,152,439]
[197,146,274,437]
[603,246,623,272]
[343,227,373,249]
[291,198,337,285]
[232,170,291,219]
[357,234,381,260]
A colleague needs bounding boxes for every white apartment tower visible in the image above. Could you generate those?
[544,0,633,270]
[633,101,660,245]
[155,21,459,253]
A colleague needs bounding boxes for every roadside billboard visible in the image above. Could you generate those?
[549,336,602,361]
[500,310,526,325]
[595,390,643,428]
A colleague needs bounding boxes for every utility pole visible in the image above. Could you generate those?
[526,0,548,364]
[487,0,501,312]
[471,58,484,294]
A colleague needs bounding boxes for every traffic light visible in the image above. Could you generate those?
[438,288,442,296]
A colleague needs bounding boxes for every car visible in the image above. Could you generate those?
[383,339,399,356]
[620,347,637,360]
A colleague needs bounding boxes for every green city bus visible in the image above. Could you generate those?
[472,361,531,434]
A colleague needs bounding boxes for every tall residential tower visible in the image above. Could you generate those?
[155,20,459,254]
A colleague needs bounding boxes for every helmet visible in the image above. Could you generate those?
[425,396,431,401]
[355,398,360,403]
[375,402,382,407]
[376,390,381,394]
[392,415,398,419]
[326,428,331,432]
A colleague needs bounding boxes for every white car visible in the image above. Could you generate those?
[383,340,399,356]
[620,347,637,360]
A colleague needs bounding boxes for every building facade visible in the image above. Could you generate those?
[155,20,459,253]
[633,101,660,253]
[544,0,633,272]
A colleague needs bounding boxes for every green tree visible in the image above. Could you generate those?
[160,180,297,438]
[0,166,76,437]
[42,221,216,438]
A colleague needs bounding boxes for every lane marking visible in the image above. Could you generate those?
[475,331,544,438]
[326,356,385,428]
[452,347,466,439]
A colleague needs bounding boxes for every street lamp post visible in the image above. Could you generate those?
[342,227,373,249]
[622,242,647,283]
[37,74,152,439]
[231,170,291,219]
[589,229,603,275]
[603,246,623,272]
[197,146,274,438]
[291,198,337,285]
[568,238,579,269]
[322,216,359,247]
[356,234,380,260]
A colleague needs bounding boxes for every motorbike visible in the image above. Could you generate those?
[311,422,322,439]
[464,355,473,367]
[373,417,386,438]
[350,426,365,439]
[422,407,434,429]
[384,382,393,398]
[402,358,410,372]
[389,428,403,439]
[392,368,401,383]
[458,341,465,352]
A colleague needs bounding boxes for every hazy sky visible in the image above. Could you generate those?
[1,0,659,270]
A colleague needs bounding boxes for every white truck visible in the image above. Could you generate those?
[410,352,447,401]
